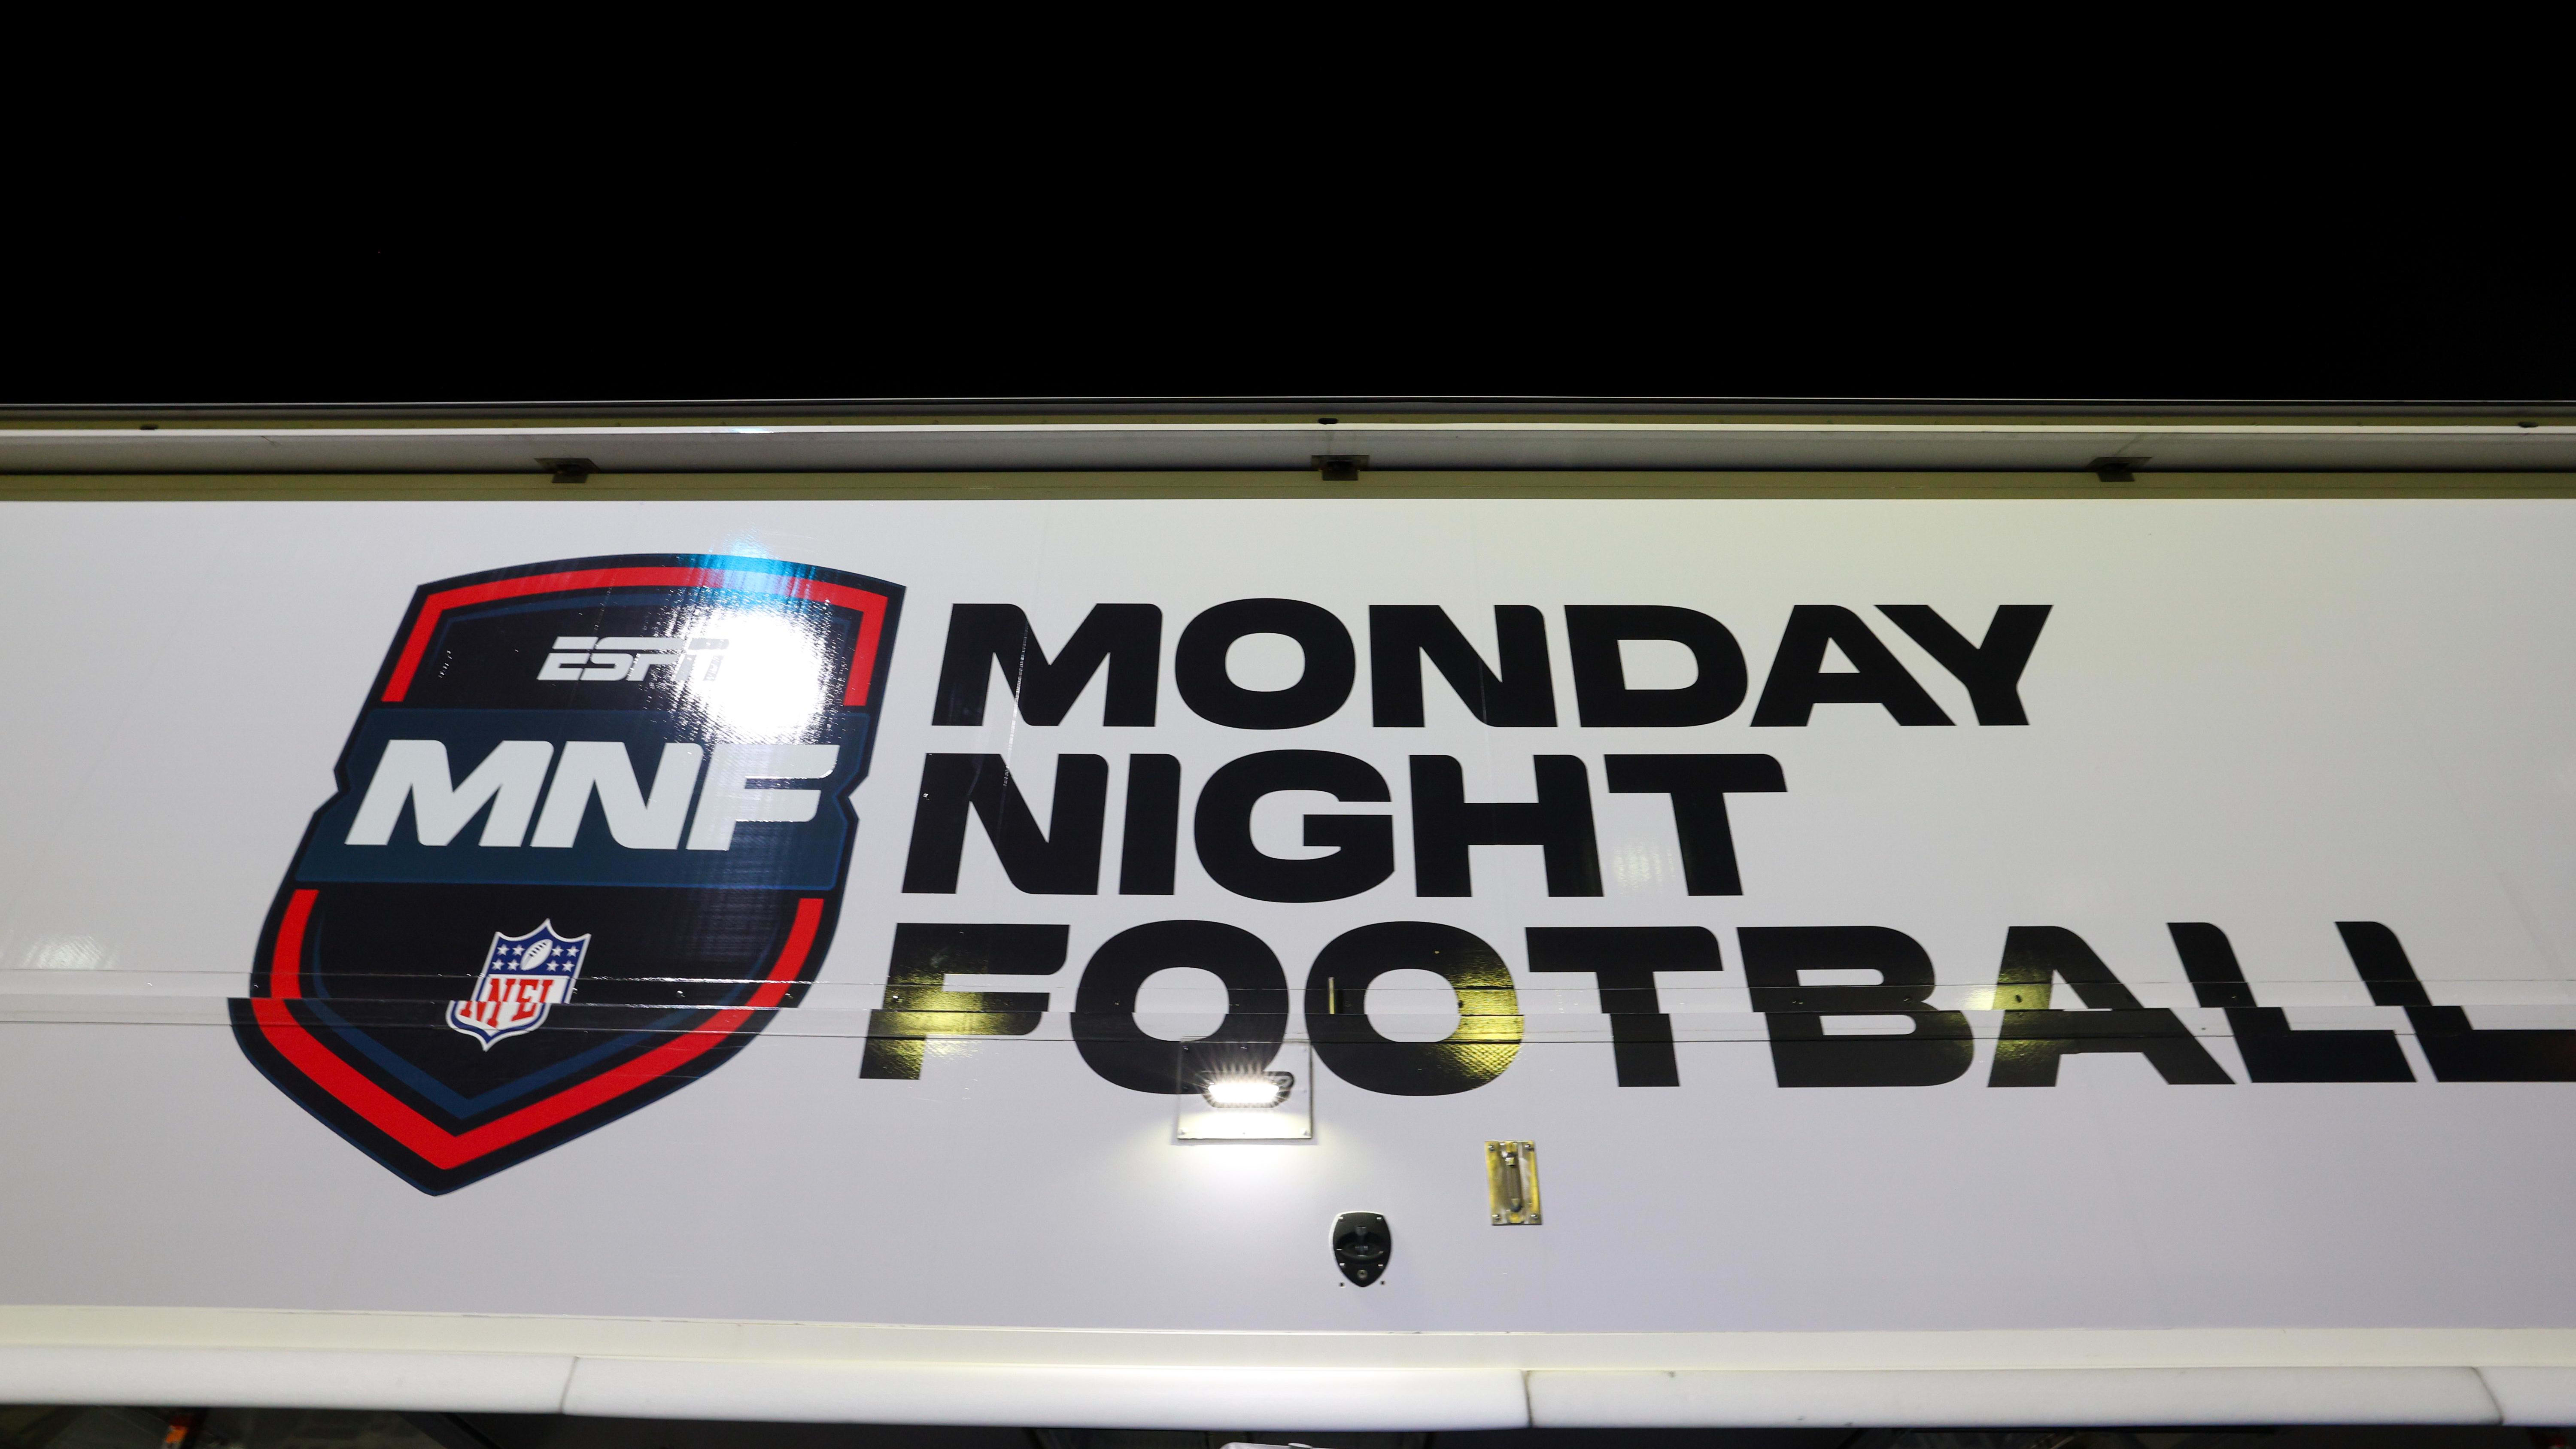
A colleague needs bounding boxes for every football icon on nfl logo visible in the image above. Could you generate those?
[449,923,590,1048]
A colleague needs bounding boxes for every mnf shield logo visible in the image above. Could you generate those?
[231,554,903,1194]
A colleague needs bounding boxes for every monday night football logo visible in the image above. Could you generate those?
[232,555,903,1194]
[239,555,2576,1195]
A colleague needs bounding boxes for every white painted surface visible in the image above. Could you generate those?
[2,496,2575,1417]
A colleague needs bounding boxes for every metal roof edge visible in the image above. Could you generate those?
[3,395,2574,427]
[6,419,2576,479]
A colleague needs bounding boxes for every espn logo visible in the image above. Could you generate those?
[538,636,728,683]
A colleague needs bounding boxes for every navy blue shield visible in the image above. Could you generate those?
[232,554,903,1194]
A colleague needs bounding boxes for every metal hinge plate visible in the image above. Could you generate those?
[1486,1139,1541,1225]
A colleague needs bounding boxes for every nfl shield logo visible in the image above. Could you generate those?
[231,553,902,1194]
[449,923,591,1048]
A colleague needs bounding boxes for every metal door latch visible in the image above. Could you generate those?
[1487,1140,1541,1225]
[1332,1210,1391,1285]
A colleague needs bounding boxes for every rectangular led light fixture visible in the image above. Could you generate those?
[1175,1045,1313,1142]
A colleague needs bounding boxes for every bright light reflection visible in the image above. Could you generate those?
[1200,1071,1293,1109]
[22,934,111,971]
[680,607,831,738]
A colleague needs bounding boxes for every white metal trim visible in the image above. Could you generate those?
[560,1360,1528,1428]
[0,1346,574,1413]
[1,1341,2564,1426]
[12,1307,2576,1371]
[1526,1366,2502,1427]
[4,421,2575,474]
[2473,1367,2576,1425]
